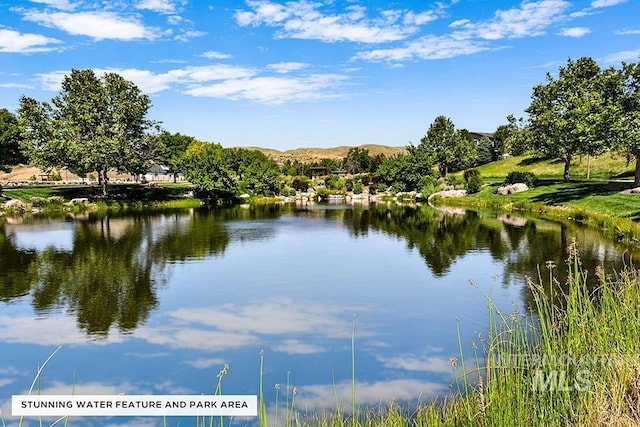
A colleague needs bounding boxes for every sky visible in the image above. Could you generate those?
[1,0,639,151]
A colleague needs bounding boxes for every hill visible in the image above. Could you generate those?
[242,144,406,164]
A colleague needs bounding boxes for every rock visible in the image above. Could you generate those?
[496,183,529,195]
[4,199,26,212]
[427,189,467,203]
[70,197,89,204]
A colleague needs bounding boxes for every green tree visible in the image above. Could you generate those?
[612,59,640,186]
[0,108,27,172]
[226,148,280,195]
[158,131,197,182]
[476,136,494,165]
[421,116,475,176]
[526,57,615,181]
[18,69,156,195]
[343,147,372,174]
[375,144,434,192]
[182,141,237,202]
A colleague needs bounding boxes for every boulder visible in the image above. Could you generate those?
[496,183,529,195]
[427,189,467,203]
[4,199,26,213]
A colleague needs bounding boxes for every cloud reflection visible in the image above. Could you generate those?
[296,379,450,409]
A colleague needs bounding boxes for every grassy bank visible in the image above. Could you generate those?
[0,182,203,212]
[432,181,640,244]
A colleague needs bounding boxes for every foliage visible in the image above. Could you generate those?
[226,148,280,195]
[0,108,27,172]
[181,141,237,201]
[343,147,372,174]
[421,115,476,176]
[476,136,494,165]
[463,168,483,194]
[18,69,157,195]
[612,59,640,185]
[375,143,435,192]
[504,171,538,187]
[157,131,196,182]
[526,57,617,182]
[291,176,310,191]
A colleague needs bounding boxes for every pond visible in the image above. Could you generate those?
[0,203,637,425]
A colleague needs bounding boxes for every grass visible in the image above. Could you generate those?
[434,181,640,243]
[465,153,635,182]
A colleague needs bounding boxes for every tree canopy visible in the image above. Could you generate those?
[420,115,476,177]
[18,68,157,194]
[0,108,26,172]
[526,57,616,182]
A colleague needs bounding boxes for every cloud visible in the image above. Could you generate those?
[267,62,309,73]
[456,0,570,40]
[602,49,640,64]
[27,0,75,10]
[174,29,207,42]
[0,28,62,53]
[0,314,126,345]
[136,0,176,14]
[22,10,159,40]
[615,29,640,35]
[199,50,232,59]
[186,74,349,104]
[558,27,591,37]
[235,1,440,43]
[591,0,627,7]
[271,339,324,354]
[354,35,489,62]
[296,379,449,409]
[377,353,453,374]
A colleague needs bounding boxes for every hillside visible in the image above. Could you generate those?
[243,144,406,164]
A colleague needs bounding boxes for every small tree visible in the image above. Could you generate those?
[181,141,237,202]
[463,169,483,194]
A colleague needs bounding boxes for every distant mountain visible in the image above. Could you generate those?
[241,144,406,164]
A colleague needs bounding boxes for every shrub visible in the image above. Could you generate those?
[353,181,363,194]
[445,175,463,187]
[291,176,310,191]
[419,176,439,197]
[46,196,65,205]
[504,171,538,187]
[463,168,483,194]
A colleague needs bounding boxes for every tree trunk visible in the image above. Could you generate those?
[101,170,108,196]
[563,156,571,182]
[635,153,640,187]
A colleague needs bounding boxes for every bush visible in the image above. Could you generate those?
[353,181,363,194]
[46,196,65,205]
[463,168,483,194]
[30,197,48,207]
[419,176,439,197]
[504,171,538,187]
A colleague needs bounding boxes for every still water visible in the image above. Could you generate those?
[0,203,637,425]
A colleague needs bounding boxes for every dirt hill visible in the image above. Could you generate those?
[244,144,406,164]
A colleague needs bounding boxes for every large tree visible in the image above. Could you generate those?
[181,141,237,202]
[0,108,27,172]
[420,115,476,177]
[18,68,157,195]
[526,57,616,182]
[613,59,640,186]
[158,131,197,183]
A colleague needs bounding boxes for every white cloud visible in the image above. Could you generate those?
[28,0,75,10]
[558,27,591,37]
[354,35,489,62]
[174,29,207,42]
[267,62,309,73]
[271,339,323,354]
[199,50,232,59]
[297,379,449,409]
[0,28,61,53]
[186,74,348,104]
[235,1,439,43]
[602,49,640,64]
[136,0,176,13]
[592,0,626,7]
[23,10,159,40]
[460,0,570,40]
[615,29,640,35]
[377,353,453,374]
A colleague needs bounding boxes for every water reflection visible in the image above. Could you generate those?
[0,204,637,338]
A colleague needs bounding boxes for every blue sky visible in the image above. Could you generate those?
[1,0,639,150]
